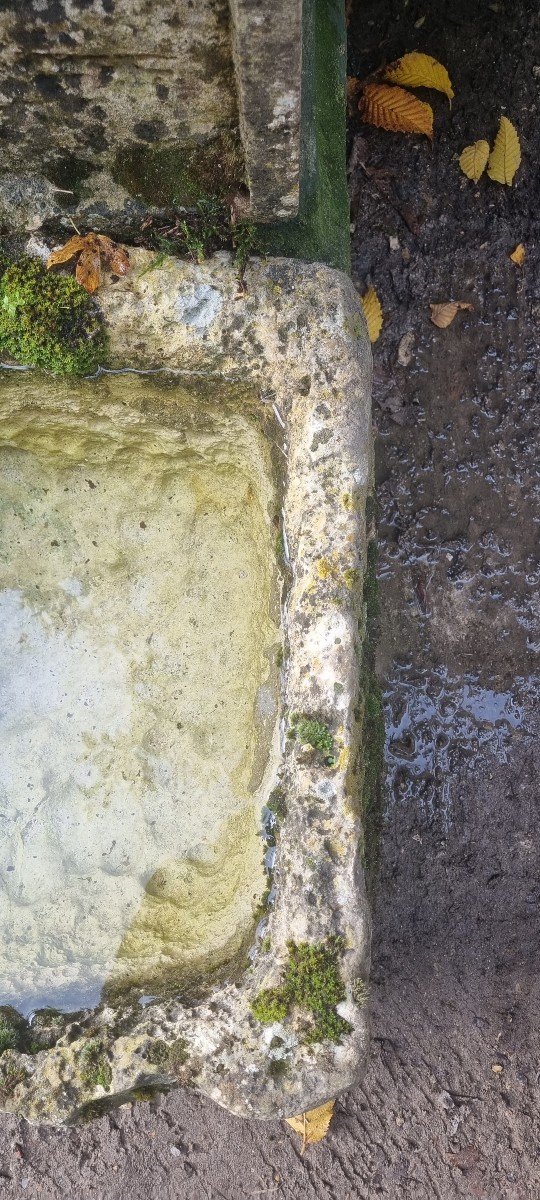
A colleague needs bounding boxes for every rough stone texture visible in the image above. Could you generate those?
[0,251,373,1124]
[230,0,302,220]
[0,0,302,231]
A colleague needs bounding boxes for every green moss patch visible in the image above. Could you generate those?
[0,256,106,375]
[113,130,243,209]
[290,715,336,765]
[79,1038,112,1091]
[0,1016,18,1056]
[251,938,351,1044]
[0,1055,28,1103]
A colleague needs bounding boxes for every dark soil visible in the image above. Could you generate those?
[1,1,539,1195]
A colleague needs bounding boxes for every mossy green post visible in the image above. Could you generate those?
[260,0,350,272]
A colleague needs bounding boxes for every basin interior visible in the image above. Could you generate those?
[0,371,281,1016]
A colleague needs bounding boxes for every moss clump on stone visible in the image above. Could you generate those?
[130,1085,162,1102]
[79,1038,112,1091]
[291,715,336,764]
[266,787,287,822]
[113,129,243,208]
[0,256,106,375]
[27,1008,65,1054]
[251,989,289,1025]
[268,1057,289,1081]
[167,1038,189,1070]
[147,196,259,277]
[145,1037,188,1071]
[0,1055,28,1103]
[146,1039,170,1068]
[251,937,351,1044]
[0,1007,30,1056]
[0,1017,18,1056]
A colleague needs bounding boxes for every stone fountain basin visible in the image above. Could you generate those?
[0,252,372,1125]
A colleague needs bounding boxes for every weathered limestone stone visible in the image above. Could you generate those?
[0,252,373,1124]
[230,0,302,220]
[0,376,279,1015]
[0,0,303,231]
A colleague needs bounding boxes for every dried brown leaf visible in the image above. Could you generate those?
[487,116,521,186]
[459,140,490,183]
[382,52,454,102]
[286,1101,335,1151]
[430,301,473,329]
[46,232,130,292]
[46,236,88,269]
[108,246,130,276]
[359,83,433,139]
[75,248,101,294]
[360,286,383,342]
[509,242,525,266]
[94,234,116,259]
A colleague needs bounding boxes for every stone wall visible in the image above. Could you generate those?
[0,0,302,233]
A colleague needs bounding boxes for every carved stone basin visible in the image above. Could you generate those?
[0,252,372,1124]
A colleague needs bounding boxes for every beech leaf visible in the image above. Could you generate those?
[509,243,525,266]
[487,116,521,186]
[430,301,473,329]
[286,1101,335,1151]
[359,83,433,139]
[459,140,490,183]
[382,52,454,102]
[360,286,383,342]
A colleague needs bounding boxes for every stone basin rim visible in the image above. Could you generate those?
[0,250,373,1124]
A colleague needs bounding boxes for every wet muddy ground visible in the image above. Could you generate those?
[0,0,538,1196]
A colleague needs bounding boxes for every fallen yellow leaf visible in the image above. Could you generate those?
[487,116,521,186]
[430,301,473,329]
[383,52,454,102]
[509,243,525,266]
[360,287,383,342]
[459,140,490,183]
[286,1100,335,1151]
[359,83,433,139]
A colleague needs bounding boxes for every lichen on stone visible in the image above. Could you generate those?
[251,937,352,1044]
[0,255,106,375]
